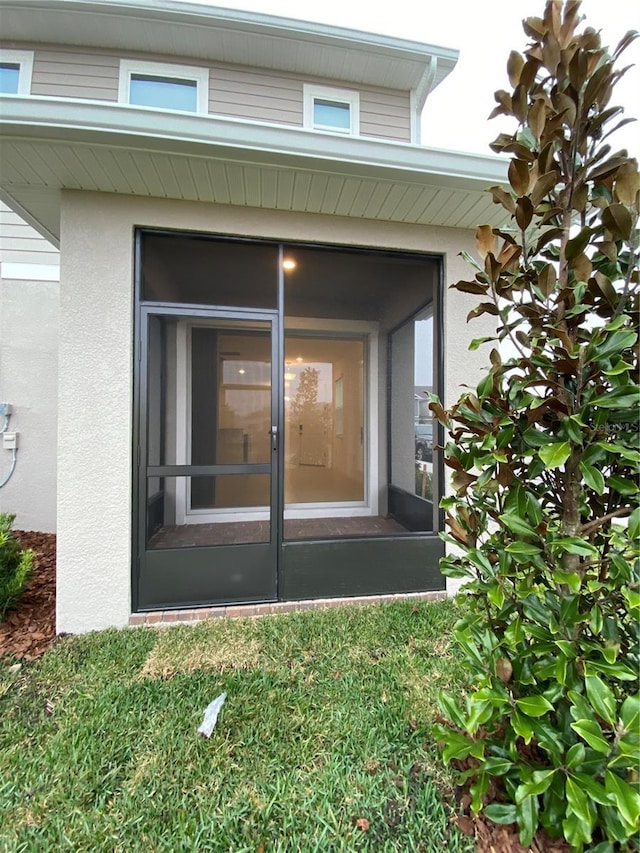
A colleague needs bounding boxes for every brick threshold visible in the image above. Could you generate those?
[129,590,447,626]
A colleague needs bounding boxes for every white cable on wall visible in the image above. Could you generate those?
[0,406,18,488]
[0,449,17,488]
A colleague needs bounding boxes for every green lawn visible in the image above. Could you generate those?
[0,599,472,852]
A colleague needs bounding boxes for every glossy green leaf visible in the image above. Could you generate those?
[469,336,496,351]
[539,442,571,469]
[587,328,638,362]
[482,757,514,775]
[586,660,637,681]
[515,695,554,717]
[484,803,517,824]
[571,773,614,807]
[580,462,606,494]
[590,387,640,409]
[512,711,534,743]
[437,692,466,730]
[505,541,542,555]
[605,771,640,827]
[585,676,618,726]
[515,769,555,802]
[487,584,505,610]
[571,719,611,753]
[565,743,586,768]
[499,512,539,538]
[441,731,477,763]
[516,793,539,847]
[607,474,639,495]
[553,537,598,556]
[566,776,593,829]
[552,571,581,593]
[595,441,640,463]
[470,773,490,814]
[620,694,640,732]
[563,810,592,846]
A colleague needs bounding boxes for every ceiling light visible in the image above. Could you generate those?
[238,368,245,374]
[282,258,297,271]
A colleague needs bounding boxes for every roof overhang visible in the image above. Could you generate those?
[0,96,508,245]
[0,0,458,94]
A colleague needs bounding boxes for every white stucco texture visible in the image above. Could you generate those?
[0,277,59,531]
[55,190,495,632]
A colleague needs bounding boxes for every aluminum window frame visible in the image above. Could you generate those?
[118,59,209,114]
[0,49,34,95]
[303,84,360,136]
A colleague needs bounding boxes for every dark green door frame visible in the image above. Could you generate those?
[134,304,282,611]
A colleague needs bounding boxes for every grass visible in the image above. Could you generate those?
[0,598,472,852]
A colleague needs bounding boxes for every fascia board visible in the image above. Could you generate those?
[0,96,507,192]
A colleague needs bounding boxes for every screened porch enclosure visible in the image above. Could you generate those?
[134,230,445,610]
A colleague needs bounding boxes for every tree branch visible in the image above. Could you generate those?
[580,506,632,537]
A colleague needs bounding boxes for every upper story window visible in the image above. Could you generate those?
[0,50,34,95]
[303,85,359,136]
[118,60,209,114]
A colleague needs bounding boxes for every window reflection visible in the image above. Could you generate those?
[130,74,198,111]
[389,305,435,531]
[284,336,364,505]
[0,64,19,94]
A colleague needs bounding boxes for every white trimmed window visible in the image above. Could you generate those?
[303,85,359,136]
[118,60,209,114]
[0,50,34,95]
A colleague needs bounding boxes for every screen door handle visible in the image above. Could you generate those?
[270,425,278,451]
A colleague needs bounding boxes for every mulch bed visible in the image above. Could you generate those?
[0,530,57,661]
[1,531,570,852]
[455,797,570,853]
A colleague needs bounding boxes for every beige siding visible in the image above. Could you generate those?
[7,42,412,140]
[209,66,303,126]
[31,49,119,101]
[361,90,411,142]
[0,203,60,267]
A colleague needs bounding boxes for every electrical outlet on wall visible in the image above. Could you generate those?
[2,432,18,450]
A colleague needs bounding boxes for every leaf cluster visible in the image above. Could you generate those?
[431,2,640,849]
[0,512,34,620]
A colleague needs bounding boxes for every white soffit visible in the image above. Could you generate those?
[0,98,508,241]
[0,0,458,92]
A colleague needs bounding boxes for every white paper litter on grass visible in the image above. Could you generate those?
[198,692,227,738]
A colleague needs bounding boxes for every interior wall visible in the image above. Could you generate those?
[56,189,496,632]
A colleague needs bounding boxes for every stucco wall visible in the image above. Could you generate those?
[57,189,494,633]
[0,276,59,532]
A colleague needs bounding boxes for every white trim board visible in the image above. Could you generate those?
[0,262,59,281]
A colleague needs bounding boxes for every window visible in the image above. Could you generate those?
[303,85,359,135]
[118,60,208,113]
[0,50,34,95]
[388,303,438,532]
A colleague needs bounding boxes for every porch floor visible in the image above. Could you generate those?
[148,515,408,548]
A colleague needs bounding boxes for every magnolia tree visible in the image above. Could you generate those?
[431,2,639,849]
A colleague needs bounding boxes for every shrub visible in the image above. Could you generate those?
[0,513,34,620]
[431,2,640,849]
